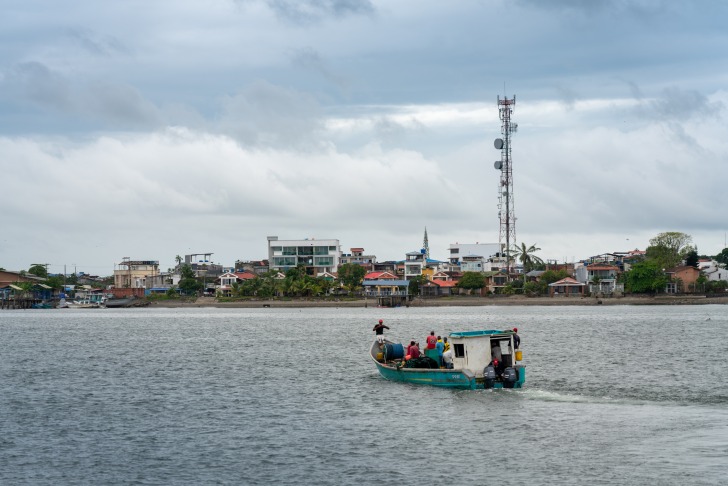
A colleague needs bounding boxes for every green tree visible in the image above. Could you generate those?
[624,260,667,294]
[457,272,485,294]
[178,264,202,296]
[45,275,64,290]
[28,264,48,278]
[317,277,335,296]
[646,231,695,269]
[523,281,540,296]
[337,263,366,294]
[408,275,427,296]
[540,269,569,284]
[511,242,545,277]
[685,249,699,268]
[707,280,728,293]
[715,248,728,266]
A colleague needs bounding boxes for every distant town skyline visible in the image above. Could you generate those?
[2,1,727,274]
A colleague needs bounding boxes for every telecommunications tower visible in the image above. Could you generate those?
[493,95,517,273]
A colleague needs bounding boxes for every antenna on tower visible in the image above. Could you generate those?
[422,227,430,261]
[493,94,517,276]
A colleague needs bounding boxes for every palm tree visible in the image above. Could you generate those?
[512,243,544,281]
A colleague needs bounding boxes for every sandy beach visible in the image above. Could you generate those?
[149,294,728,308]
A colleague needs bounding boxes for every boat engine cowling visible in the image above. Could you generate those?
[483,365,496,389]
[502,367,517,388]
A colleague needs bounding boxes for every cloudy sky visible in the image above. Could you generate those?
[2,0,727,275]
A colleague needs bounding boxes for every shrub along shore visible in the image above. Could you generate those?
[149,294,728,308]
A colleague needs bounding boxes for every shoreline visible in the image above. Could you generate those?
[148,295,728,308]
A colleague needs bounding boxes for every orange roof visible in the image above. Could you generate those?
[234,272,256,280]
[364,271,396,280]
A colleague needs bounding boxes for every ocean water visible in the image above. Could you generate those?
[1,305,727,485]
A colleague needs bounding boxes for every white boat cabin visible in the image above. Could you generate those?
[448,330,521,377]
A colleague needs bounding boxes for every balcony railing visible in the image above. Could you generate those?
[364,290,408,297]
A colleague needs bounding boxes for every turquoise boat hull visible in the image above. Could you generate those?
[370,339,525,390]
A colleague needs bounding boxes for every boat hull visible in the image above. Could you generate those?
[370,339,525,390]
[374,360,478,389]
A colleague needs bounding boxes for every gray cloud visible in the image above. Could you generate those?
[217,81,324,149]
[289,47,348,89]
[2,1,728,271]
[66,28,128,57]
[3,62,74,111]
[265,0,375,24]
[649,87,724,121]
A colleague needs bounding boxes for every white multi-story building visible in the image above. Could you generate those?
[267,236,341,276]
[448,243,501,265]
[404,251,425,280]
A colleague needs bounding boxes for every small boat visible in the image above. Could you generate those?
[104,296,137,308]
[67,294,106,309]
[370,329,525,390]
[67,298,102,309]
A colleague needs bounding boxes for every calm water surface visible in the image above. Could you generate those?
[1,305,727,485]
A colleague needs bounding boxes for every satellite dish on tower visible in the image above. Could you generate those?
[494,161,502,170]
[494,138,504,150]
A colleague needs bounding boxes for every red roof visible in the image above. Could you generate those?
[364,271,396,280]
[233,272,256,280]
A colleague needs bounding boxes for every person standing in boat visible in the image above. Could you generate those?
[373,319,389,344]
[442,348,453,369]
[436,336,445,367]
[512,327,520,349]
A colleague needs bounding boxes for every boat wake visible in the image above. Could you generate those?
[522,388,655,406]
[522,387,728,408]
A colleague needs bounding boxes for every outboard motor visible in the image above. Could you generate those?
[502,367,518,388]
[483,365,496,389]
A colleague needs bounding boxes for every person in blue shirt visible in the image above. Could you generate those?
[436,336,445,367]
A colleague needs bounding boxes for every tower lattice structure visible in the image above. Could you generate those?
[422,227,430,261]
[495,95,517,272]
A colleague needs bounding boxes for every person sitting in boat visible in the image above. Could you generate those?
[373,319,389,344]
[491,342,502,363]
[490,358,504,376]
[425,331,437,349]
[442,348,453,369]
[406,340,421,359]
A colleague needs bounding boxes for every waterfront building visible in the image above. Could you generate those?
[267,236,341,276]
[113,258,160,289]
